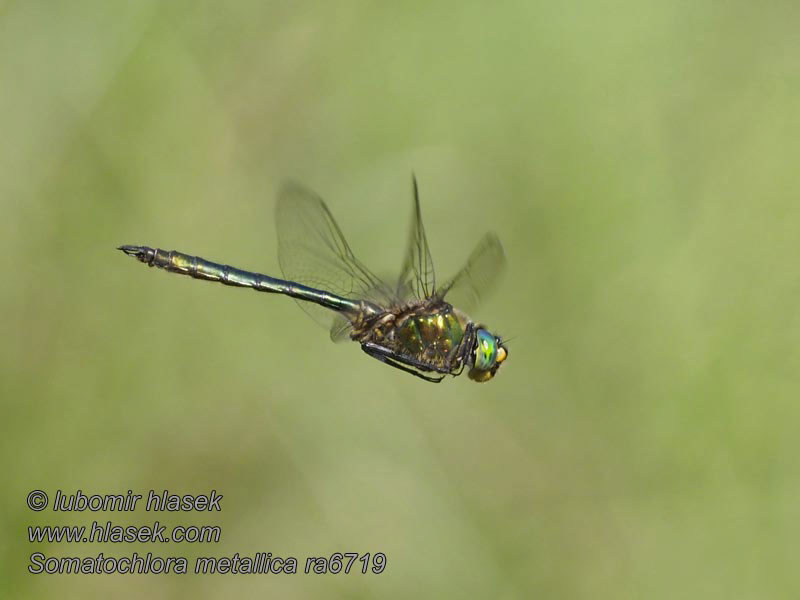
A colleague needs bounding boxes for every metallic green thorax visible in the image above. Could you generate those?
[396,308,466,362]
[352,301,471,375]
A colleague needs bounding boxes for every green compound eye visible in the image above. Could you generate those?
[474,329,498,371]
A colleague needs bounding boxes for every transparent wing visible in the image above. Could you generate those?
[276,181,393,341]
[396,175,436,300]
[438,233,506,315]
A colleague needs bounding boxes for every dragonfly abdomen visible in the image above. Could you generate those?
[118,245,363,314]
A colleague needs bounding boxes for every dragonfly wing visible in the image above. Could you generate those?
[329,313,354,342]
[439,233,506,315]
[396,176,436,300]
[276,181,393,340]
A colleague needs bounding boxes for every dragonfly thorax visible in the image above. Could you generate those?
[351,300,507,382]
[352,301,470,374]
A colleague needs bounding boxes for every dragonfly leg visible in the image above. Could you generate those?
[361,343,445,383]
[362,342,450,374]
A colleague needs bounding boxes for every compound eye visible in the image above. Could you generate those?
[474,329,498,371]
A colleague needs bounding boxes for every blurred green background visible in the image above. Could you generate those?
[2,1,799,598]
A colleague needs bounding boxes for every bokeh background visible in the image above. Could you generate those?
[3,1,799,598]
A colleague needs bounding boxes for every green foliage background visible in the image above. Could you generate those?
[2,1,799,598]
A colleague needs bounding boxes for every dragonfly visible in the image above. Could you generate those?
[119,177,508,383]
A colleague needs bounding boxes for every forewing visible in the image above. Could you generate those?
[438,233,506,315]
[276,181,392,340]
[396,176,436,300]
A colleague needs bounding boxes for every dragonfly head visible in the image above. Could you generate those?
[467,327,508,382]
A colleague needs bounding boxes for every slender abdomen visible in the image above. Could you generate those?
[118,245,367,314]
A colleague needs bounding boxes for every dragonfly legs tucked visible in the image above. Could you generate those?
[360,342,446,383]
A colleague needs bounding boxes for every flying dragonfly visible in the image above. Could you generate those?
[119,177,508,382]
